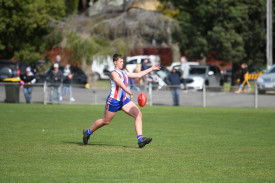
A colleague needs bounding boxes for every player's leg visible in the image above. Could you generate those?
[122,101,142,135]
[83,110,116,145]
[90,110,116,132]
[83,96,121,145]
[122,101,152,148]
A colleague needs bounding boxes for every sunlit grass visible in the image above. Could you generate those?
[0,104,274,182]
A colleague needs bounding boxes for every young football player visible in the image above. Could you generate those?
[83,54,160,148]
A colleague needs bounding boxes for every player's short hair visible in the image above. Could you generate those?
[113,54,123,62]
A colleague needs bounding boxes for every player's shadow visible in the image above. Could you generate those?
[64,141,138,149]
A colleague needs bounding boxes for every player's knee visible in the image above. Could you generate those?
[136,111,142,120]
[103,120,111,125]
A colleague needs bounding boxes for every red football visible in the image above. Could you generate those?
[138,92,147,107]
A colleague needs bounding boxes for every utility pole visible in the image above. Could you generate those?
[267,0,273,70]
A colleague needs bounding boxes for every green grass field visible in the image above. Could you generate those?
[0,104,275,183]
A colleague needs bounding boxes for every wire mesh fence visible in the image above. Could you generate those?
[0,82,275,108]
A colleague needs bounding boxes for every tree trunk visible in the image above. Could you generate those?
[171,43,180,63]
[199,53,206,65]
[80,59,95,87]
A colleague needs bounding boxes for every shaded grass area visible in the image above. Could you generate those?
[0,104,274,182]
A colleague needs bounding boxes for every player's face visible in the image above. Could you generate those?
[115,58,124,70]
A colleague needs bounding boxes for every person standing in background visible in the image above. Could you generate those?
[168,67,181,106]
[60,64,75,102]
[141,59,149,71]
[61,73,75,102]
[49,63,63,104]
[20,67,36,103]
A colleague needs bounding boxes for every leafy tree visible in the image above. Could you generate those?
[161,0,265,62]
[159,0,273,85]
[0,0,66,63]
[65,0,79,15]
[50,0,177,86]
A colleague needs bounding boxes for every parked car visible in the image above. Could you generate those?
[185,65,224,90]
[91,55,161,80]
[91,56,113,80]
[256,64,275,94]
[32,60,54,83]
[221,68,232,83]
[0,59,21,81]
[167,62,198,72]
[126,55,160,73]
[154,67,170,82]
[68,66,87,85]
[167,61,199,82]
[151,67,170,89]
[33,60,52,76]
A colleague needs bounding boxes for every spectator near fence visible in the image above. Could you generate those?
[168,66,182,106]
[141,58,149,71]
[49,63,63,104]
[20,67,36,103]
[60,64,75,102]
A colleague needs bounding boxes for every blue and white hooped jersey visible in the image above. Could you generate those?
[109,69,128,101]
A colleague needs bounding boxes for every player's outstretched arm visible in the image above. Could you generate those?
[127,64,160,78]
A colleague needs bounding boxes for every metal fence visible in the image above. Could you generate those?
[0,82,275,108]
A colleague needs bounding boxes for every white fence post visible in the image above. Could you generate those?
[254,83,258,109]
[43,82,47,105]
[149,82,152,106]
[202,85,206,107]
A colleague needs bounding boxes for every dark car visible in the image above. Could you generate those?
[19,61,36,76]
[33,60,53,83]
[221,68,232,83]
[68,66,87,85]
[35,61,87,85]
[0,60,21,81]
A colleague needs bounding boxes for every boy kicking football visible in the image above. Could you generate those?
[83,53,160,148]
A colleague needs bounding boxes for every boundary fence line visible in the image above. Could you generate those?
[0,82,274,108]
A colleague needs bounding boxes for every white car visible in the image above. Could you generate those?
[91,56,113,80]
[185,65,223,90]
[126,55,160,73]
[91,55,161,80]
[257,64,275,94]
[167,61,199,79]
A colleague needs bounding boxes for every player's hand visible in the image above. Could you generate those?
[129,93,134,100]
[151,64,161,71]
